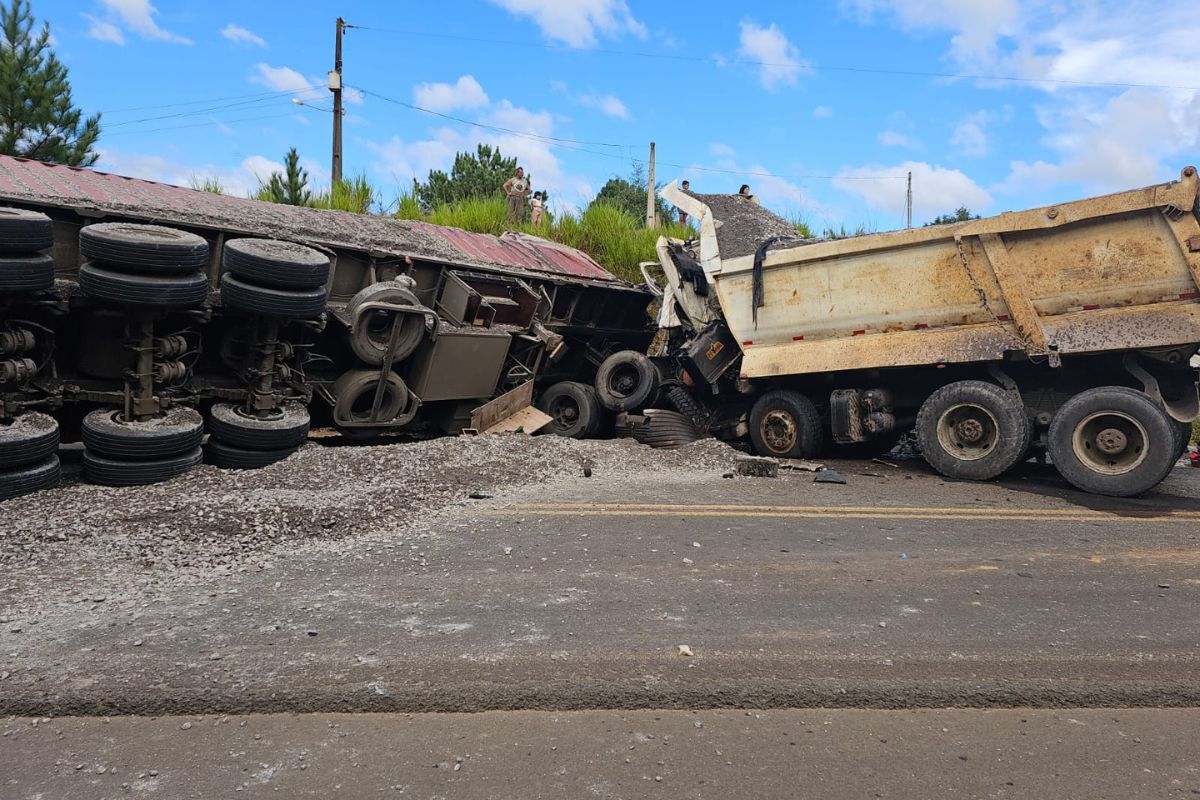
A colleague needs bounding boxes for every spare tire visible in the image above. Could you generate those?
[82,446,203,487]
[219,273,327,319]
[0,412,59,469]
[205,438,297,470]
[595,350,660,412]
[81,406,204,460]
[80,223,209,274]
[346,281,427,365]
[0,207,54,254]
[615,409,702,449]
[208,401,310,450]
[223,238,330,290]
[79,262,209,307]
[0,253,55,292]
[332,368,409,426]
[0,456,61,501]
[538,381,603,439]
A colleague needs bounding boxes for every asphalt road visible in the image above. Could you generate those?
[1,457,1197,716]
[4,709,1199,799]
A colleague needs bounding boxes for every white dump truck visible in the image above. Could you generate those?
[635,168,1200,496]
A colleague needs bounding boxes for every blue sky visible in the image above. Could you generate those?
[35,0,1200,230]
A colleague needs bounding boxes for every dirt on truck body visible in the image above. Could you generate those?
[636,169,1200,497]
[0,155,652,499]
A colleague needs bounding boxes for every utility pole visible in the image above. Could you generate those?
[906,171,913,229]
[645,141,657,228]
[329,17,345,185]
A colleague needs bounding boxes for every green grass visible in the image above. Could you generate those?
[313,174,377,214]
[188,175,225,194]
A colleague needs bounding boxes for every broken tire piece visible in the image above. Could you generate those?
[615,409,702,449]
[0,253,55,293]
[219,273,326,319]
[207,401,310,450]
[80,223,209,274]
[346,281,427,365]
[0,412,60,470]
[814,469,848,484]
[537,381,603,439]
[204,438,296,470]
[79,262,209,308]
[595,350,660,412]
[81,407,204,460]
[82,446,202,487]
[223,238,330,290]
[0,207,54,254]
[748,389,823,459]
[0,455,61,501]
[332,368,409,426]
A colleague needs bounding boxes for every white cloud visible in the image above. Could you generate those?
[737,21,809,91]
[96,149,284,197]
[221,23,266,48]
[413,75,490,113]
[710,143,736,158]
[84,14,124,44]
[877,131,914,148]
[579,92,630,119]
[250,63,324,101]
[840,0,1020,69]
[488,0,646,48]
[950,111,990,156]
[834,161,991,221]
[91,0,192,45]
[813,105,833,118]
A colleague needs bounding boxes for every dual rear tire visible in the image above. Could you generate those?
[81,407,205,486]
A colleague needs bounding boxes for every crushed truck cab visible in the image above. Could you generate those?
[654,169,1200,496]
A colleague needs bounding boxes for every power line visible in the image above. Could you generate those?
[104,87,325,128]
[103,111,300,137]
[349,25,1200,92]
[99,86,323,115]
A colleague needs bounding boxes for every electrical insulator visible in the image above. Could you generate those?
[154,360,188,382]
[0,328,35,355]
[0,357,37,383]
[155,335,189,358]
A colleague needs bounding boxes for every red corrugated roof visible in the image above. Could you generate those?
[0,155,620,284]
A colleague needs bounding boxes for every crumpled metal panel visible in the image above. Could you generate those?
[0,155,619,283]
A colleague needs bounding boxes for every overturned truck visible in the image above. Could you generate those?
[0,155,652,499]
[638,168,1200,496]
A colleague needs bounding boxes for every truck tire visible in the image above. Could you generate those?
[615,409,702,449]
[219,273,326,319]
[79,262,209,307]
[81,407,204,460]
[346,282,426,365]
[332,368,409,426]
[749,389,823,458]
[0,413,59,469]
[0,455,61,501]
[538,381,602,439]
[1047,386,1179,496]
[1171,419,1193,462]
[0,208,54,254]
[204,438,297,470]
[223,238,330,290]
[916,380,1031,481]
[80,223,208,274]
[0,253,55,292]
[665,385,710,430]
[208,401,310,450]
[82,446,203,487]
[595,350,660,412]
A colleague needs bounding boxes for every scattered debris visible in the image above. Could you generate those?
[779,459,825,472]
[871,458,901,469]
[734,455,779,478]
[814,469,847,484]
[676,644,693,657]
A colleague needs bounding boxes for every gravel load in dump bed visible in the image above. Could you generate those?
[685,191,809,260]
[0,435,736,576]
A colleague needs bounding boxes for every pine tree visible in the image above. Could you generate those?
[254,148,312,206]
[0,0,101,166]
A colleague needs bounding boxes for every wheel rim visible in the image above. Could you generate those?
[1071,410,1148,475]
[760,410,797,454]
[607,364,639,399]
[548,396,581,430]
[935,403,1000,461]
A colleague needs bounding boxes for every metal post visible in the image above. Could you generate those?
[906,171,913,229]
[251,319,279,414]
[645,141,656,228]
[331,17,345,186]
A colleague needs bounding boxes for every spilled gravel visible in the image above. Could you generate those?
[0,435,736,582]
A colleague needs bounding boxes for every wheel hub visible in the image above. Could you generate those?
[761,410,797,453]
[1094,427,1128,455]
[935,403,1000,462]
[1071,410,1148,475]
[550,398,579,427]
[955,418,985,444]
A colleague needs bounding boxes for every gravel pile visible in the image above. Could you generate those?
[0,435,736,576]
[685,191,808,260]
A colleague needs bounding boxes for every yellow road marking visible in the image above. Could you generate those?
[492,507,1200,523]
[512,502,1200,519]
